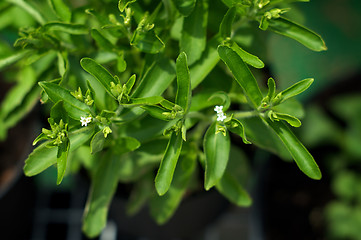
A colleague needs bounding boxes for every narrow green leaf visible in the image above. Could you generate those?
[220,6,236,39]
[266,119,322,180]
[91,29,116,52]
[24,126,95,177]
[82,153,121,238]
[118,0,136,12]
[56,138,69,185]
[217,45,263,108]
[226,118,251,144]
[175,52,191,113]
[132,57,175,98]
[124,74,136,95]
[216,172,252,207]
[48,0,71,22]
[189,35,220,89]
[203,122,231,190]
[155,131,183,196]
[6,0,45,24]
[131,28,165,54]
[150,151,196,224]
[180,0,208,65]
[123,96,164,107]
[0,50,32,70]
[267,17,327,51]
[120,57,175,121]
[266,77,276,100]
[171,0,196,16]
[90,130,106,154]
[80,58,117,99]
[226,40,264,69]
[272,112,302,127]
[274,78,314,104]
[141,105,170,121]
[43,22,88,35]
[39,82,90,120]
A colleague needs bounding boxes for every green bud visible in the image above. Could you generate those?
[103,126,112,138]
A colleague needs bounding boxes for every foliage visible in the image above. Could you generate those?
[0,0,326,237]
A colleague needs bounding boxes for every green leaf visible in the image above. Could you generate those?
[0,50,32,70]
[266,77,276,100]
[124,74,136,95]
[39,82,90,120]
[271,111,302,127]
[203,122,231,190]
[112,136,141,155]
[56,138,69,185]
[242,116,291,160]
[172,0,196,16]
[91,29,116,52]
[266,119,321,180]
[175,52,191,113]
[80,58,117,99]
[226,40,264,69]
[180,0,208,65]
[50,101,69,123]
[274,78,314,105]
[155,131,183,196]
[141,105,170,121]
[90,130,106,154]
[208,91,231,111]
[0,66,36,121]
[189,35,220,89]
[216,172,252,207]
[131,28,165,54]
[121,56,176,120]
[6,0,45,24]
[42,22,88,35]
[220,6,236,39]
[126,174,153,216]
[150,151,197,224]
[24,126,95,177]
[217,45,263,108]
[132,57,176,98]
[82,152,121,238]
[48,0,71,22]
[226,118,251,144]
[267,17,327,52]
[123,96,164,107]
[118,138,167,182]
[118,0,136,12]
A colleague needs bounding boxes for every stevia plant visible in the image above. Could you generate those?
[0,0,326,237]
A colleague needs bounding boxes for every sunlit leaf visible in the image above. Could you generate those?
[218,45,263,108]
[267,17,327,51]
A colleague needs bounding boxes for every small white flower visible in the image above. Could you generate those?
[217,113,227,122]
[214,105,223,113]
[80,116,92,126]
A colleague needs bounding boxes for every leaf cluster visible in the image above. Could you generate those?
[0,0,326,237]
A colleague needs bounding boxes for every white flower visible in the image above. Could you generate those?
[214,105,223,113]
[217,113,227,122]
[80,116,92,126]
